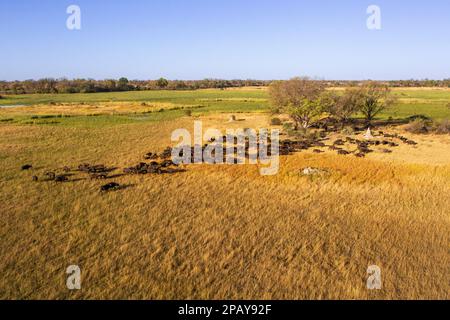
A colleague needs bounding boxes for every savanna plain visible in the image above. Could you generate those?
[0,87,449,299]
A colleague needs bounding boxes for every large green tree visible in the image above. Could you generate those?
[358,81,396,123]
[156,77,169,88]
[117,77,130,91]
[268,77,332,129]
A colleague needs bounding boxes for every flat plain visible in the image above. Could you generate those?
[0,88,449,299]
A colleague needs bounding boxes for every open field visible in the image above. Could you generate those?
[1,87,450,122]
[0,88,449,299]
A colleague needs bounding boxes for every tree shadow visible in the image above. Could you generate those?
[106,173,126,179]
[317,115,429,133]
[159,168,187,174]
[66,177,87,182]
[117,183,135,191]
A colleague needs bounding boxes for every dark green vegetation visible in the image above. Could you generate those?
[0,79,269,94]
[1,78,448,95]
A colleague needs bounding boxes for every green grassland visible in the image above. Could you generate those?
[0,89,268,111]
[1,88,449,127]
[0,88,450,123]
[0,89,268,127]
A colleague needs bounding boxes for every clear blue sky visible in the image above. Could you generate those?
[0,0,449,81]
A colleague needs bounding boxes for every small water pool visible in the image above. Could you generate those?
[0,104,26,108]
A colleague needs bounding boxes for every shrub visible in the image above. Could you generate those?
[407,114,431,122]
[282,122,293,131]
[306,130,321,140]
[270,107,281,114]
[288,128,321,140]
[434,119,450,134]
[404,119,429,134]
[270,117,282,125]
[290,127,307,138]
[184,109,192,117]
[0,95,3,99]
[40,115,57,119]
[341,126,355,135]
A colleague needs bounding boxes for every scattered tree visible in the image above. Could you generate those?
[328,88,363,124]
[156,78,169,88]
[268,78,332,129]
[117,77,130,91]
[358,81,396,123]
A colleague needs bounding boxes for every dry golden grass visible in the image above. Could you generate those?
[0,113,449,299]
[0,101,189,117]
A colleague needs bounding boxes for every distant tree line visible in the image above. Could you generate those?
[0,78,270,94]
[0,78,448,95]
[331,79,450,88]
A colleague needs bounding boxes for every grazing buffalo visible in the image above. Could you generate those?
[100,182,120,192]
[55,175,68,182]
[45,171,56,180]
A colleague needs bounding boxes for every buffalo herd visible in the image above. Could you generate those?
[22,130,417,192]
